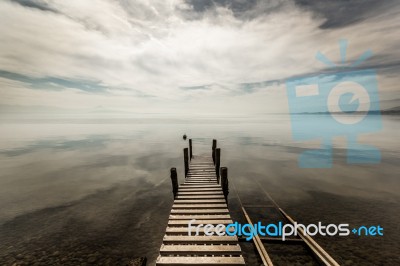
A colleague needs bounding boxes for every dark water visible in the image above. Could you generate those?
[0,115,399,265]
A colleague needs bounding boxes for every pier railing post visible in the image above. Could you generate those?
[221,167,229,203]
[189,139,193,160]
[215,148,221,181]
[184,148,189,178]
[170,167,178,199]
[212,139,217,164]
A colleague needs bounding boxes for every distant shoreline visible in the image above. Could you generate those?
[295,110,400,115]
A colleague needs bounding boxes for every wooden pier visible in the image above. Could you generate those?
[156,139,340,266]
[156,140,245,265]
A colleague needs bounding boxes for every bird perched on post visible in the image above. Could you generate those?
[183,134,187,140]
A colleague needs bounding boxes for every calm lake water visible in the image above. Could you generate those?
[0,115,399,265]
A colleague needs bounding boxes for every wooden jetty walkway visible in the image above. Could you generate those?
[156,139,340,266]
[156,140,245,265]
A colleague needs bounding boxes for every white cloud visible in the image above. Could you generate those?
[0,0,399,115]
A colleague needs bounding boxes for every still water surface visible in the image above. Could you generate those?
[0,115,399,265]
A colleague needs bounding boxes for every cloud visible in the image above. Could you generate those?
[0,70,108,92]
[293,0,398,29]
[180,84,211,90]
[10,0,57,12]
[0,0,399,115]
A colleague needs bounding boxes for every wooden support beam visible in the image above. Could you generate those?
[221,167,229,203]
[184,148,189,178]
[212,139,217,164]
[189,139,193,160]
[215,148,221,180]
[242,207,274,266]
[170,168,178,199]
[279,208,340,266]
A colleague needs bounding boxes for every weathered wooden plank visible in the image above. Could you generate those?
[172,204,227,209]
[186,179,217,182]
[185,178,217,181]
[156,256,245,265]
[174,199,226,204]
[186,177,217,179]
[176,195,225,199]
[169,214,231,220]
[183,184,219,186]
[179,186,220,190]
[165,226,235,235]
[187,173,216,175]
[179,184,221,188]
[171,209,229,214]
[178,187,221,190]
[189,166,214,168]
[186,179,217,181]
[190,170,214,172]
[182,181,217,183]
[186,175,216,177]
[162,235,239,244]
[189,169,215,171]
[160,244,242,255]
[168,219,233,225]
[189,175,215,177]
[187,174,216,177]
[177,191,223,195]
[178,190,222,193]
[187,177,216,179]
[186,178,217,181]
[188,173,216,175]
[185,182,218,184]
[179,184,222,189]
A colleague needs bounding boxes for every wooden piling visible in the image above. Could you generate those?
[212,139,217,164]
[215,148,221,181]
[221,167,229,203]
[189,139,193,160]
[184,148,189,178]
[170,168,178,199]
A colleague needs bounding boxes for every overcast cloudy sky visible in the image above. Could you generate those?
[0,0,399,116]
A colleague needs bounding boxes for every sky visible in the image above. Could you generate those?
[0,0,399,117]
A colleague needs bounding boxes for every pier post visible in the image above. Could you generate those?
[170,167,178,199]
[215,148,221,181]
[212,139,217,164]
[189,139,193,160]
[184,148,189,178]
[221,167,229,203]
